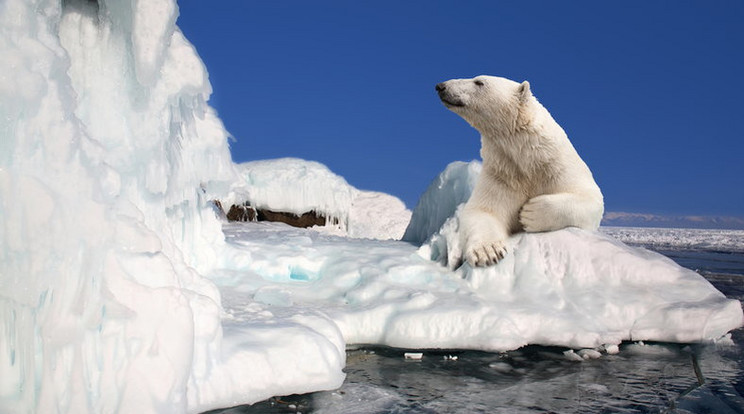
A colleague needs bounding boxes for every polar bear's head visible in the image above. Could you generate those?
[436,75,533,133]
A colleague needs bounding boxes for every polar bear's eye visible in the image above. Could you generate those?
[474,80,485,86]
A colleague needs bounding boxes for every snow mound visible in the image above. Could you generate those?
[229,158,411,240]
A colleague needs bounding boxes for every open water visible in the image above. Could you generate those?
[208,240,744,414]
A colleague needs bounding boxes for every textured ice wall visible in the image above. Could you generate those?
[0,0,237,411]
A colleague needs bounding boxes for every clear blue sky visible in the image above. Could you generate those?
[178,1,744,217]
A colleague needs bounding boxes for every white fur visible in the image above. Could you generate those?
[437,75,604,267]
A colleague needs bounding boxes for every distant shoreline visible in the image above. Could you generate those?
[601,211,744,231]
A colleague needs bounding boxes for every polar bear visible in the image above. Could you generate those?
[436,75,604,267]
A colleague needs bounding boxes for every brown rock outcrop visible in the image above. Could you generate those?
[217,200,336,229]
[226,203,256,222]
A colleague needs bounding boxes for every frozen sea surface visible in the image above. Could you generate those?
[206,227,744,414]
[601,227,744,254]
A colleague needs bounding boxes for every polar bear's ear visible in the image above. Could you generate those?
[516,81,533,128]
[517,81,531,103]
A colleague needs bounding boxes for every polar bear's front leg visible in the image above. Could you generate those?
[459,174,525,267]
[520,193,603,232]
[460,207,510,267]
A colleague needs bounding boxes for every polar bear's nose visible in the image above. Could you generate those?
[435,83,446,92]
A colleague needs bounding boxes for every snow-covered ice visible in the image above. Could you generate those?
[601,226,744,253]
[214,221,742,353]
[230,158,355,227]
[1,1,742,413]
[227,158,411,240]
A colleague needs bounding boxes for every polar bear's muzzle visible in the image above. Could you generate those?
[435,82,465,108]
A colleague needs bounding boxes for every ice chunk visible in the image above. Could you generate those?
[402,160,481,245]
[602,344,620,355]
[577,349,602,360]
[563,350,585,362]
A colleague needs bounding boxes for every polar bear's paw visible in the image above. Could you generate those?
[465,240,507,267]
[519,195,570,232]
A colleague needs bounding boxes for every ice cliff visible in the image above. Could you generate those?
[1,0,237,411]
